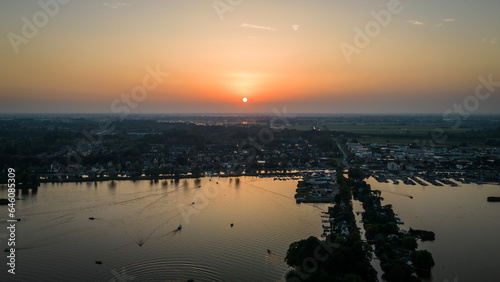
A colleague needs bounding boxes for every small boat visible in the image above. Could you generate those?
[89,217,95,220]
[95,261,102,265]
[267,249,271,254]
[487,197,500,202]
[177,225,182,230]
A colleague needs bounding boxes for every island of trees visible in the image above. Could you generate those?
[285,167,435,281]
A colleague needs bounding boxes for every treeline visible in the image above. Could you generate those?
[352,178,435,281]
[0,117,343,182]
[284,167,377,281]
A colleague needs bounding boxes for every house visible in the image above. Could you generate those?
[341,226,350,236]
[387,162,400,171]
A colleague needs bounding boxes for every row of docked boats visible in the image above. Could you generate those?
[371,171,491,187]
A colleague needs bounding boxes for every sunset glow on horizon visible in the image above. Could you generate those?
[1,0,499,114]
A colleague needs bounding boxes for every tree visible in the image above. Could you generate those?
[348,167,365,179]
[333,193,342,204]
[285,236,325,267]
[191,165,202,178]
[336,166,345,183]
[400,236,418,251]
[339,181,352,201]
[344,274,364,282]
[413,250,435,269]
[130,161,143,176]
[285,235,377,282]
[383,263,412,282]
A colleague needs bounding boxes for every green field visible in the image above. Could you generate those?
[333,157,344,164]
[288,122,483,146]
[290,122,470,135]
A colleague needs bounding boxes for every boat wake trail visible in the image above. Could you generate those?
[141,212,182,246]
[379,189,413,199]
[265,251,286,269]
[158,228,180,238]
[128,212,182,247]
[114,241,137,251]
[311,204,325,210]
[242,182,294,200]
[136,190,176,215]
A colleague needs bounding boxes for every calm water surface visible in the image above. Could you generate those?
[2,177,500,281]
[1,177,326,281]
[364,177,500,282]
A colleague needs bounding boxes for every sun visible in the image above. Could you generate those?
[242,97,248,103]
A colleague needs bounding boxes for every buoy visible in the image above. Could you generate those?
[231,223,234,227]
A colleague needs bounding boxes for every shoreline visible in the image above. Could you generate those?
[35,171,306,185]
[2,169,497,188]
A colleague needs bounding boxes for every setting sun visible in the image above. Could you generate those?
[242,97,248,103]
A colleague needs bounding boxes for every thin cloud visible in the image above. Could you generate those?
[241,23,278,31]
[103,2,131,9]
[407,20,425,25]
[435,19,456,27]
[481,37,497,45]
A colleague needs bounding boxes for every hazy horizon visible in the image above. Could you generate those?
[1,0,499,114]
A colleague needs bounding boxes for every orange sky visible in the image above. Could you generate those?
[1,0,499,113]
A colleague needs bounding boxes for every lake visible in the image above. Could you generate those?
[2,176,500,281]
[0,177,326,281]
[364,177,500,282]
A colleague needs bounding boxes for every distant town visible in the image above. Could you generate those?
[0,114,499,187]
[1,113,499,281]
